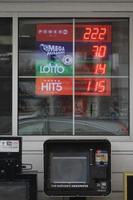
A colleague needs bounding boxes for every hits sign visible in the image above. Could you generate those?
[35,78,72,96]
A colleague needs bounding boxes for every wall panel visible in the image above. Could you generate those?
[22,141,133,152]
[37,192,123,200]
[0,2,133,12]
[23,153,43,172]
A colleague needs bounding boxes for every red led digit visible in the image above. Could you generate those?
[92,45,98,57]
[94,81,99,92]
[97,80,106,92]
[99,28,107,40]
[92,45,107,58]
[87,80,91,92]
[87,79,106,93]
[83,27,92,40]
[91,27,99,40]
[94,64,107,75]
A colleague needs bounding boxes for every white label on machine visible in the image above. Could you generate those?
[0,140,19,152]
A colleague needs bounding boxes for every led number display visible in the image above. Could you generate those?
[35,22,112,97]
[75,24,112,79]
[75,23,112,96]
[76,63,108,75]
[91,45,107,58]
[75,78,111,96]
[76,24,112,42]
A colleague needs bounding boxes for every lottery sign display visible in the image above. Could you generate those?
[36,24,73,42]
[35,22,112,96]
[35,77,72,96]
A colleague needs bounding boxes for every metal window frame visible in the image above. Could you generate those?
[0,12,131,142]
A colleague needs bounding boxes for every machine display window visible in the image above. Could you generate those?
[50,155,88,184]
[0,18,12,135]
[18,18,129,136]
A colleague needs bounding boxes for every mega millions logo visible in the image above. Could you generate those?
[39,44,72,66]
[39,43,65,56]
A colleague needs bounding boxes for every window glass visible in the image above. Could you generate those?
[18,18,129,136]
[75,19,129,135]
[18,19,73,135]
[0,18,12,134]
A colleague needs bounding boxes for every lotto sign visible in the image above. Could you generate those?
[35,60,73,76]
[35,77,72,96]
[36,24,73,42]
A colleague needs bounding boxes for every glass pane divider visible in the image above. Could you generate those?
[73,18,75,136]
[74,76,129,78]
[19,76,129,79]
[12,15,18,136]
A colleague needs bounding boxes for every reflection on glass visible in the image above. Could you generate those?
[18,19,73,135]
[0,18,12,134]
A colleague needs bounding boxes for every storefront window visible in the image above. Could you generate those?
[0,18,12,134]
[18,18,129,136]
